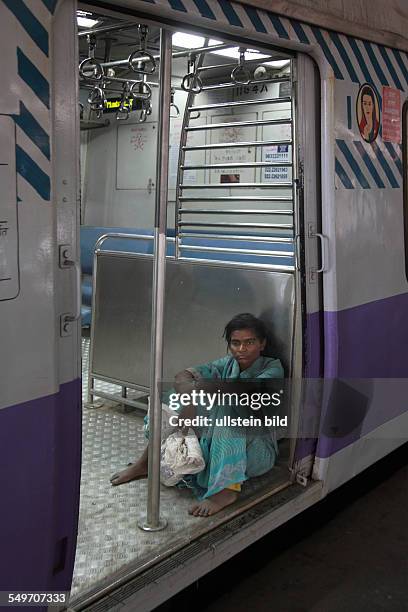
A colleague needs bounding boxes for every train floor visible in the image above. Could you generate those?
[71,338,292,601]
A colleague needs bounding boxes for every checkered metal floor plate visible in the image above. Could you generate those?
[71,338,290,601]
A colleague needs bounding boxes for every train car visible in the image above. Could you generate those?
[1,0,407,609]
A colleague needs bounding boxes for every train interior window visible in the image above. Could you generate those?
[74,6,298,603]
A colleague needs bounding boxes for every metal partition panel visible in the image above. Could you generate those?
[91,253,294,389]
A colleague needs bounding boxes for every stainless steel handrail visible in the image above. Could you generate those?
[179,208,293,215]
[185,118,292,131]
[201,76,290,91]
[179,196,293,201]
[179,232,294,243]
[178,221,294,229]
[179,244,294,257]
[188,96,291,112]
[181,161,292,170]
[183,139,292,151]
[178,182,293,189]
[177,255,294,273]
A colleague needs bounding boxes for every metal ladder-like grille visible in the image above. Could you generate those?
[175,55,296,272]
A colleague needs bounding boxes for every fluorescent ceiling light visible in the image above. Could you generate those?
[171,33,289,66]
[263,60,291,68]
[172,32,222,48]
[77,10,100,28]
[209,47,270,60]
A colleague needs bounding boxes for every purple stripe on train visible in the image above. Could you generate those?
[0,379,81,599]
[296,293,408,461]
[316,292,408,459]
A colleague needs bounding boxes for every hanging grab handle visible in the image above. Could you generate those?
[181,54,203,94]
[79,34,104,81]
[79,57,104,80]
[130,80,152,101]
[231,48,251,85]
[170,88,180,118]
[128,25,157,75]
[116,82,131,121]
[88,86,106,119]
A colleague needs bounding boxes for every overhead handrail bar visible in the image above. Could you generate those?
[78,21,137,38]
[100,43,232,68]
[201,76,290,91]
[196,56,290,72]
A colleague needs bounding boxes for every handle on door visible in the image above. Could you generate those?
[147,178,155,194]
[315,232,327,273]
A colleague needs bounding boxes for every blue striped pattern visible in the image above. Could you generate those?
[17,48,50,109]
[168,0,187,11]
[5,4,52,202]
[336,140,370,189]
[346,36,374,86]
[41,0,58,12]
[193,0,216,19]
[384,142,403,176]
[16,145,50,200]
[290,19,310,44]
[370,143,399,188]
[244,5,266,33]
[218,0,243,27]
[14,102,50,160]
[3,0,48,56]
[329,31,358,83]
[353,141,386,188]
[363,41,389,86]
[268,14,289,39]
[378,46,403,90]
[391,49,408,86]
[335,159,354,189]
[310,26,343,79]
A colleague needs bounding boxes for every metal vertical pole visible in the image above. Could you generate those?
[138,28,171,532]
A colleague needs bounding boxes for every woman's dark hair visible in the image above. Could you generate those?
[223,313,267,344]
[361,85,375,105]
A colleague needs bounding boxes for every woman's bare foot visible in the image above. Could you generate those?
[189,489,238,517]
[110,452,148,486]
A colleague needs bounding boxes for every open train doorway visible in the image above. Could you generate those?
[73,3,321,606]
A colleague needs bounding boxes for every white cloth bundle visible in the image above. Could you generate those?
[145,401,205,487]
[160,429,205,487]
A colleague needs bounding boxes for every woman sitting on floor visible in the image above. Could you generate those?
[110,313,284,517]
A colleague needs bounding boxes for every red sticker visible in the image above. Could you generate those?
[382,86,401,143]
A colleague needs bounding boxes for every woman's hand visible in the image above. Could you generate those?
[174,370,197,394]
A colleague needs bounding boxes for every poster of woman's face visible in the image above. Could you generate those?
[356,84,380,143]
